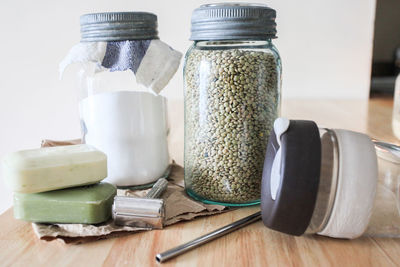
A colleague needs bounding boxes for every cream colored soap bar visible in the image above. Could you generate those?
[2,144,107,193]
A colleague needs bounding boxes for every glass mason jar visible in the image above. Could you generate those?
[262,118,400,238]
[184,4,281,206]
[66,12,170,188]
[392,73,400,139]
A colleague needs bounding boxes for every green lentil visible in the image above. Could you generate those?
[184,48,280,204]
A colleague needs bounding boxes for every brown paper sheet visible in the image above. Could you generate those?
[32,140,229,244]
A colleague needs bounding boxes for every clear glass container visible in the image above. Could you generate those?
[307,130,400,237]
[392,74,400,139]
[306,129,339,234]
[184,40,282,206]
[365,141,400,237]
[78,68,169,188]
[66,12,171,188]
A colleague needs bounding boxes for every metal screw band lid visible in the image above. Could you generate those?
[190,3,277,41]
[80,12,158,42]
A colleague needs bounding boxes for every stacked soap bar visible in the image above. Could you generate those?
[14,183,116,224]
[2,144,116,224]
[3,144,108,193]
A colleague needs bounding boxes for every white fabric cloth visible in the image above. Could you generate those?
[59,40,182,95]
[59,42,107,77]
[135,40,182,94]
[318,129,378,239]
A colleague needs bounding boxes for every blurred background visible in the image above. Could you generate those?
[370,0,400,96]
[1,0,398,213]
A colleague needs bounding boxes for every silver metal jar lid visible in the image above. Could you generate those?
[190,3,277,41]
[80,12,158,42]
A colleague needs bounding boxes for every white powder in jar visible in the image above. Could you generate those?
[79,91,169,186]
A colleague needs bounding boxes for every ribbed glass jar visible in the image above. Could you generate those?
[184,40,281,205]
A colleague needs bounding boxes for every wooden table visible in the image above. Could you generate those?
[1,98,399,267]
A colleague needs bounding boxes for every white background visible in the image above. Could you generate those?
[0,0,376,214]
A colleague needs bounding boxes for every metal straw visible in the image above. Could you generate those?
[155,211,262,263]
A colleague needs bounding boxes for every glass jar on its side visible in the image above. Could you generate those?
[308,138,400,238]
[305,128,339,234]
[262,118,400,238]
[184,4,281,206]
[364,141,400,237]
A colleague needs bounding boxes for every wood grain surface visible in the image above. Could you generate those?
[1,98,400,267]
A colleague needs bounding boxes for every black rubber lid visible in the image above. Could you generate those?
[261,120,321,236]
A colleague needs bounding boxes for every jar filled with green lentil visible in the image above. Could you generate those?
[184,3,282,206]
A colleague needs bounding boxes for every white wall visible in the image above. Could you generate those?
[0,0,376,214]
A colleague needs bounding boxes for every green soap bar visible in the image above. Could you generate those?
[13,182,116,224]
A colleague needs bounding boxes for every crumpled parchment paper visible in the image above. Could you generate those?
[32,140,229,244]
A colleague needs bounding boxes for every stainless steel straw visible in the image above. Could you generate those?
[155,211,261,263]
